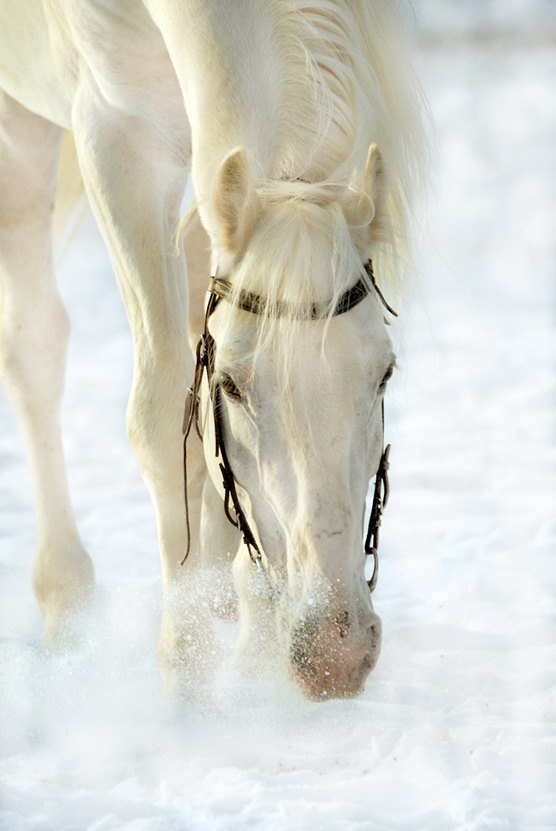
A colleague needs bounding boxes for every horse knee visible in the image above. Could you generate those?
[126,403,160,472]
[125,350,189,477]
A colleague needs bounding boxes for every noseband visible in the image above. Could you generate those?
[182,260,395,593]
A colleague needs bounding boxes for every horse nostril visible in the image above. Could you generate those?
[334,610,350,638]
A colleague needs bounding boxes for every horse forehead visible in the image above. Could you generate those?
[223,308,392,384]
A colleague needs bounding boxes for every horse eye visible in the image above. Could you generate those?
[221,374,243,400]
[379,364,394,390]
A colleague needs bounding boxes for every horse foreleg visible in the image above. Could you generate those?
[72,95,214,691]
[0,91,94,647]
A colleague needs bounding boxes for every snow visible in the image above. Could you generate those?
[1,11,555,831]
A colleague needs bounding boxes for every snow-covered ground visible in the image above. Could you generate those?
[1,12,555,831]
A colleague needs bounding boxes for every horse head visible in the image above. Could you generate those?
[196,145,395,699]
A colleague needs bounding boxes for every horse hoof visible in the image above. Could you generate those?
[40,593,95,653]
[33,551,96,652]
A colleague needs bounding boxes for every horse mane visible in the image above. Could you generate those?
[281,0,428,227]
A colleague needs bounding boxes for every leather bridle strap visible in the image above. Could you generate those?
[364,404,391,592]
[208,275,371,320]
[181,290,263,567]
[207,261,395,321]
[181,259,395,592]
[212,381,263,566]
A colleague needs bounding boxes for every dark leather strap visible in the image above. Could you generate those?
[181,290,262,567]
[208,276,372,320]
[213,381,263,565]
[364,429,390,591]
[365,261,398,318]
[208,260,397,320]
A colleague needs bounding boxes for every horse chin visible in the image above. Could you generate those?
[289,611,382,701]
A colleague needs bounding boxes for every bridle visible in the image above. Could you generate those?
[182,260,396,593]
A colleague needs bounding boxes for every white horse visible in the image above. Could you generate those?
[0,0,426,699]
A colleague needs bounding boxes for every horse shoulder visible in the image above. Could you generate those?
[1,0,183,132]
[57,0,181,121]
[0,0,70,127]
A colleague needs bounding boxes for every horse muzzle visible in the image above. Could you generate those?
[289,609,382,700]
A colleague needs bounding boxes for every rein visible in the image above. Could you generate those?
[181,260,394,593]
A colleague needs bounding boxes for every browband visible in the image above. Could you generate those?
[207,260,396,320]
[207,276,370,320]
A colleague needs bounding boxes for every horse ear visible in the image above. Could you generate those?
[343,143,383,229]
[212,146,260,254]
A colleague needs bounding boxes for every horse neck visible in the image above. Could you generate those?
[146,0,365,188]
[146,1,284,180]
